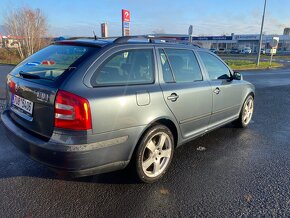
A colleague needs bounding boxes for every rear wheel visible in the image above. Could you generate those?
[234,95,254,128]
[135,125,174,183]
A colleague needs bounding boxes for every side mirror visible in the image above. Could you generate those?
[233,71,243,80]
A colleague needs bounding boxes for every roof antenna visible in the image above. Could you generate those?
[93,31,97,40]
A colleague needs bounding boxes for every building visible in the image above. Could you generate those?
[152,33,290,53]
[101,23,109,38]
[1,35,22,48]
[283,28,290,35]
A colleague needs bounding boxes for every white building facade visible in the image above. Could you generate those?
[152,33,290,54]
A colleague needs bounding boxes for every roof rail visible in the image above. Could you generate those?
[113,35,154,44]
[67,36,96,40]
[112,35,202,48]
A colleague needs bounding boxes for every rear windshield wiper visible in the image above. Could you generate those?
[19,71,41,79]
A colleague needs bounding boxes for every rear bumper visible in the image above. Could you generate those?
[1,110,138,177]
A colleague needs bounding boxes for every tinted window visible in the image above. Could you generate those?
[92,49,154,86]
[164,49,203,82]
[159,49,174,83]
[198,51,231,80]
[12,45,92,81]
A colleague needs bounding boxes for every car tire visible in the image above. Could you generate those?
[234,95,254,128]
[134,125,174,183]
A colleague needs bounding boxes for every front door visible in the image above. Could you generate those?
[197,51,243,129]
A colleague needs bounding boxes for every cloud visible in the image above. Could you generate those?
[152,28,166,34]
[264,12,290,33]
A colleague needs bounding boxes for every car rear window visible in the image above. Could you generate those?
[12,45,94,81]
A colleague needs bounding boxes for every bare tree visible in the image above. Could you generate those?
[4,7,48,59]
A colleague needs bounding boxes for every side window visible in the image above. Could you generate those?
[159,49,174,83]
[164,49,203,82]
[198,51,231,80]
[91,49,154,86]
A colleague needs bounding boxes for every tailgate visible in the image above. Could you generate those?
[7,75,57,139]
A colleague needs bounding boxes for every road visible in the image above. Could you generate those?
[0,65,289,217]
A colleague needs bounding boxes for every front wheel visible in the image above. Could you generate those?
[135,125,174,183]
[234,95,254,128]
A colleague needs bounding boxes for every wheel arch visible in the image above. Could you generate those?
[128,117,180,162]
[248,91,255,98]
[139,117,179,147]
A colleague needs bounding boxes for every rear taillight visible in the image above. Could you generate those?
[9,80,16,93]
[54,90,92,131]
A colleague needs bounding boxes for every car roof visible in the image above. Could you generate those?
[54,36,202,50]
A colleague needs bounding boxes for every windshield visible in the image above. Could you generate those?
[12,45,93,81]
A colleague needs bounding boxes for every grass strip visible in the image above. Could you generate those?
[225,59,283,70]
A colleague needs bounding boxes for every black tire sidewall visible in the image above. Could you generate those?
[135,125,174,183]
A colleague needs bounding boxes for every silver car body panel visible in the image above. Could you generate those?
[1,41,255,175]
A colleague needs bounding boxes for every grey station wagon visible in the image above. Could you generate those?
[1,36,255,183]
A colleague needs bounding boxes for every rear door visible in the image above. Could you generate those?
[157,48,212,139]
[197,51,243,128]
[7,44,94,139]
[83,47,161,134]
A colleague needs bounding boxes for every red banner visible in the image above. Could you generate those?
[122,9,130,22]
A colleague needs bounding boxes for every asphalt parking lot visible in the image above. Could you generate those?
[0,65,289,217]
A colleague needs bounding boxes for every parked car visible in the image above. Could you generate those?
[217,48,226,53]
[241,47,252,54]
[266,48,277,55]
[260,48,266,54]
[230,48,240,54]
[1,36,255,183]
[209,48,217,53]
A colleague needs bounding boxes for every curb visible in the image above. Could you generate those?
[0,63,16,67]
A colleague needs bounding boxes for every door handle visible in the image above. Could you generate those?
[167,93,179,102]
[213,87,221,95]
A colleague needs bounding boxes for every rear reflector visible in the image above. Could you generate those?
[54,90,92,130]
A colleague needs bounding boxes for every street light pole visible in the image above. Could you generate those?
[256,0,267,66]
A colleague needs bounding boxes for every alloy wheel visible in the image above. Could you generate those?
[141,132,173,178]
[243,97,254,125]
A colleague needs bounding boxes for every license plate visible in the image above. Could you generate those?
[12,94,34,115]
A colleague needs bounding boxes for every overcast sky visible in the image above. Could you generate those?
[0,0,289,37]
